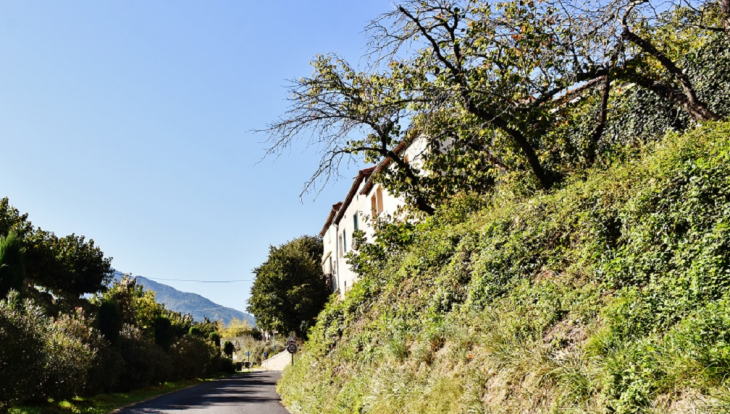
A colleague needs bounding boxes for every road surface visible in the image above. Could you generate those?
[117,371,291,414]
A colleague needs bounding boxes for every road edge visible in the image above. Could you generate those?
[109,374,237,414]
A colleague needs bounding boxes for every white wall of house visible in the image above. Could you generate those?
[320,136,430,299]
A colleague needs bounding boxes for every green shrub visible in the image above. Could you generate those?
[97,299,122,345]
[41,309,96,402]
[118,324,171,391]
[0,231,25,299]
[223,340,234,358]
[208,332,221,348]
[154,316,174,351]
[170,335,217,380]
[0,293,46,409]
[1,294,99,408]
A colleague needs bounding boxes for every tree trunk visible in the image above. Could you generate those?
[464,101,553,190]
[586,75,611,166]
[622,28,721,122]
[387,151,437,215]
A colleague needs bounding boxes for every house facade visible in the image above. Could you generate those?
[320,137,428,298]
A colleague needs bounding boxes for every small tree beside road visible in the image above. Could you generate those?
[247,236,328,339]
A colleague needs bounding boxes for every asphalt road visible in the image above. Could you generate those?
[117,371,290,414]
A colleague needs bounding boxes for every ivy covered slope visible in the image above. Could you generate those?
[279,122,730,414]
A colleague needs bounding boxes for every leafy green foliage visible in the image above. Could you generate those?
[209,332,221,348]
[169,335,216,380]
[266,0,730,217]
[117,324,171,391]
[223,341,234,358]
[154,316,174,351]
[0,201,234,409]
[97,299,122,345]
[248,236,329,338]
[0,293,97,409]
[278,122,730,413]
[0,293,47,410]
[0,231,25,298]
[24,231,113,303]
[0,197,112,309]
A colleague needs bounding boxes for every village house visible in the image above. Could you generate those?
[319,137,428,298]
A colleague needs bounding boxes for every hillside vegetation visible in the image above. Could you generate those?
[278,122,730,413]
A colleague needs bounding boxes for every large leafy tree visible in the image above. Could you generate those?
[247,236,328,338]
[265,0,728,212]
[264,55,436,214]
[0,198,113,307]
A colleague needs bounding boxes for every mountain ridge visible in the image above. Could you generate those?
[111,270,255,326]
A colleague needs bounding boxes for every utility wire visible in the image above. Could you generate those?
[143,277,253,283]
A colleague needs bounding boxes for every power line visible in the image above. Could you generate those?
[143,277,253,283]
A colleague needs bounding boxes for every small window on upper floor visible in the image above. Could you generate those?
[353,212,359,231]
[371,186,385,218]
[376,187,384,215]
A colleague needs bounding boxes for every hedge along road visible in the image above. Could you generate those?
[116,371,291,414]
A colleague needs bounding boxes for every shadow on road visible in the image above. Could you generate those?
[120,371,289,414]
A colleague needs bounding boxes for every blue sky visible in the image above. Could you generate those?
[0,1,392,314]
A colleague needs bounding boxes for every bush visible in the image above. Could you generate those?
[41,309,96,401]
[208,332,221,348]
[212,354,236,374]
[0,293,46,409]
[223,340,235,358]
[84,341,124,395]
[117,324,171,391]
[0,294,98,407]
[0,231,25,299]
[170,335,217,380]
[97,299,122,345]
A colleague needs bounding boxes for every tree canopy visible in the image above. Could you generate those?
[0,197,113,310]
[247,236,329,338]
[264,0,730,214]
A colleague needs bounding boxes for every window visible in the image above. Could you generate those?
[371,186,385,217]
[376,187,384,214]
[341,232,347,255]
[353,212,359,231]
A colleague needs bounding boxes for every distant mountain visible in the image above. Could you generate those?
[111,271,255,327]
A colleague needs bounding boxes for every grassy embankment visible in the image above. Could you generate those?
[278,122,730,413]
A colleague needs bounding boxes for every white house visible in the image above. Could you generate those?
[320,137,429,298]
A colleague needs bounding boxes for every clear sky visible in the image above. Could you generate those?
[0,1,392,315]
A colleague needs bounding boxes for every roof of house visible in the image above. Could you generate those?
[333,166,376,226]
[360,141,409,195]
[319,131,427,236]
[319,202,343,237]
[319,167,377,236]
